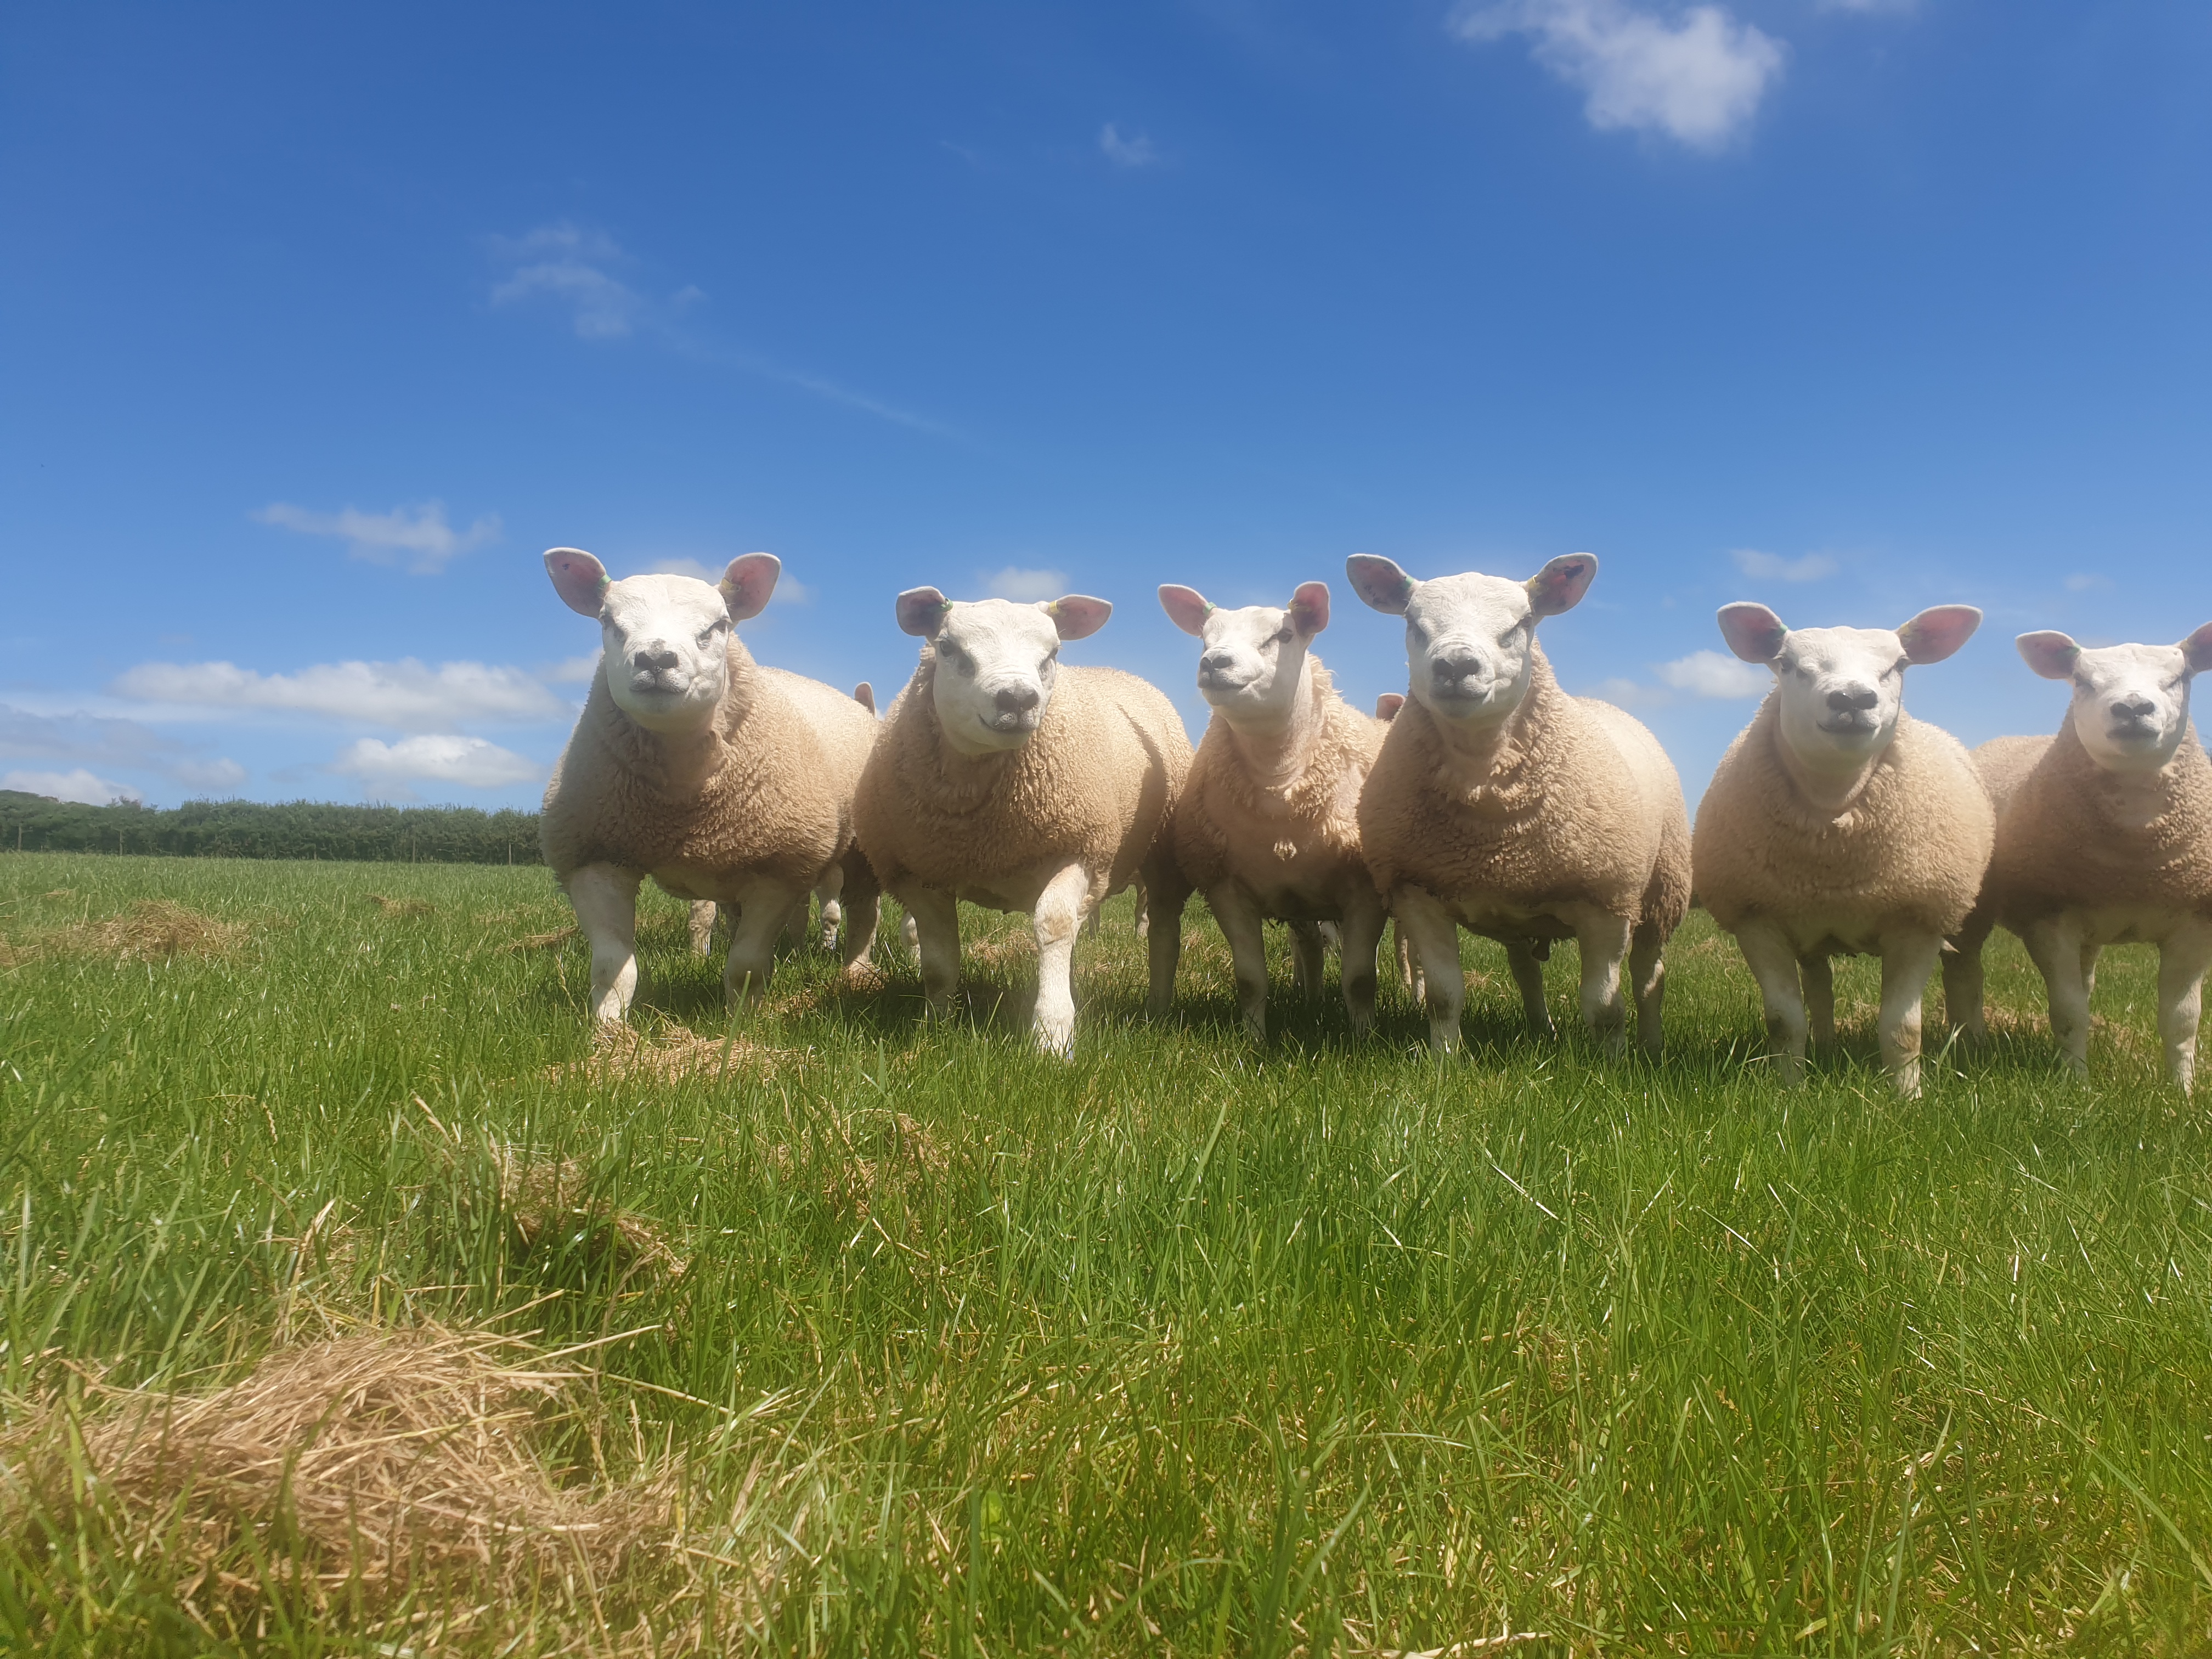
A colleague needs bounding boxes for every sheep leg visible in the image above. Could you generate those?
[725,883,805,1009]
[1628,919,1666,1058]
[901,911,921,956]
[686,900,718,959]
[1393,919,1425,1002]
[1735,919,1808,1086]
[1289,921,1327,1003]
[1504,942,1555,1042]
[2080,942,2103,1005]
[815,865,845,954]
[1393,887,1465,1054]
[2022,916,2091,1080]
[567,864,643,1023]
[1942,930,1988,1042]
[1339,891,1387,1040]
[1572,913,1633,1059]
[1211,884,1272,1042]
[836,847,881,972]
[905,888,961,1020]
[1876,930,1943,1098]
[1143,864,1186,1019]
[1134,874,1150,939]
[1800,955,1835,1049]
[1030,863,1091,1058]
[2157,924,2212,1093]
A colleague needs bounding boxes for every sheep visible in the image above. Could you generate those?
[1691,601,1989,1097]
[538,548,880,1022]
[853,589,1191,1056]
[1158,579,1389,1039]
[1944,623,2212,1091]
[1348,553,1691,1057]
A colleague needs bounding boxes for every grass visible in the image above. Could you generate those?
[0,851,2208,1656]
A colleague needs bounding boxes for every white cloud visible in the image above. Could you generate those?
[2,768,142,806]
[543,653,602,684]
[255,500,501,574]
[1453,0,1785,151]
[1656,649,1770,698]
[1818,0,1913,12]
[982,566,1071,602]
[111,659,569,730]
[1099,123,1163,167]
[329,735,544,798]
[1731,547,1837,583]
[647,559,811,606]
[488,222,647,340]
[1588,676,1667,709]
[0,703,245,792]
[2064,573,2111,592]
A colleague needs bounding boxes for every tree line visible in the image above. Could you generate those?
[0,792,545,865]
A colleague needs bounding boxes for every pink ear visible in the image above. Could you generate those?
[853,681,877,714]
[1288,581,1330,637]
[1374,692,1405,721]
[545,548,610,618]
[1346,555,1414,616]
[1898,604,1981,665]
[1717,602,1788,664]
[1525,553,1596,618]
[2016,631,2080,681]
[719,552,780,622]
[2180,622,2212,675]
[1046,595,1112,641]
[896,587,950,638]
[1158,585,1213,637]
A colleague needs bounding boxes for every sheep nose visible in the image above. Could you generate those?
[1199,651,1234,678]
[1827,684,1878,713]
[2115,694,2157,720]
[1432,650,1483,686]
[994,685,1041,715]
[635,644,679,672]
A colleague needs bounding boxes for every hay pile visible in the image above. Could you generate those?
[505,924,579,952]
[492,1149,688,1280]
[368,893,437,917]
[549,1020,802,1086]
[7,899,246,964]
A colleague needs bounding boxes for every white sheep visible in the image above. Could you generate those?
[1945,623,2212,1091]
[1691,601,1989,1097]
[1348,554,1691,1057]
[853,590,1191,1056]
[1158,579,1389,1039]
[538,549,879,1021]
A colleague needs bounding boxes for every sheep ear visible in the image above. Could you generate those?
[1046,595,1112,641]
[1525,553,1596,618]
[1898,605,1982,665]
[1288,582,1330,638]
[853,681,877,714]
[1158,585,1213,637]
[1374,692,1405,721]
[2179,622,2212,675]
[1346,555,1414,616]
[719,553,780,623]
[1717,602,1788,664]
[545,548,610,618]
[2017,630,2080,680]
[896,587,951,639]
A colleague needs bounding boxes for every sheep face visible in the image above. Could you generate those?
[1719,602,1982,780]
[1347,554,1596,733]
[2019,625,2212,775]
[545,548,780,735]
[896,589,1112,758]
[1159,582,1329,732]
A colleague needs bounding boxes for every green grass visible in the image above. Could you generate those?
[1,851,2208,1655]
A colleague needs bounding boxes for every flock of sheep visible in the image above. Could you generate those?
[535,547,2212,1097]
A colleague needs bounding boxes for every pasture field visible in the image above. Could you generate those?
[1,851,2209,1656]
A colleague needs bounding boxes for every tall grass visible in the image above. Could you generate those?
[1,853,2207,1654]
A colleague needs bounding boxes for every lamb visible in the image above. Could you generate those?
[538,548,880,1022]
[1348,553,1691,1057]
[1158,579,1389,1039]
[1944,623,2212,1091]
[1691,601,1989,1097]
[853,589,1191,1056]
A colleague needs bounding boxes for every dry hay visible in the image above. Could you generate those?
[506,924,579,952]
[549,1019,803,1087]
[16,899,246,964]
[2,1325,674,1631]
[366,893,437,917]
[490,1148,687,1280]
[770,1108,950,1220]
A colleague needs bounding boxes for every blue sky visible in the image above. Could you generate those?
[4,1,2208,812]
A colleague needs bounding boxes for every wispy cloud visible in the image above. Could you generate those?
[1099,123,1163,168]
[253,501,501,574]
[648,558,812,605]
[1656,648,1770,697]
[1,767,142,806]
[1732,547,1836,583]
[1452,0,1785,151]
[0,703,245,792]
[982,566,1071,602]
[1817,0,1914,12]
[488,222,652,340]
[111,659,569,730]
[543,653,601,685]
[329,735,543,798]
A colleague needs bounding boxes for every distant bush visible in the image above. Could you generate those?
[0,791,543,864]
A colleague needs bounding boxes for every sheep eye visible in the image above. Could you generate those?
[1276,628,1294,645]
